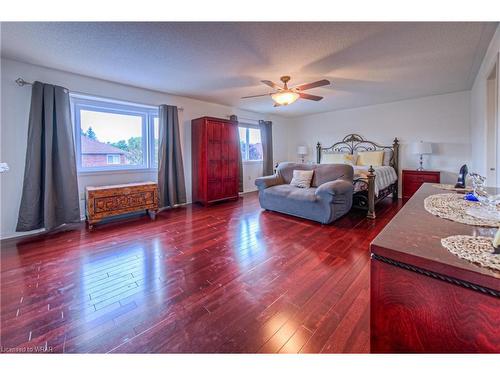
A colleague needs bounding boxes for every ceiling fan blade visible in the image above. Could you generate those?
[241,93,270,99]
[294,79,330,91]
[261,80,282,90]
[299,92,323,101]
[273,103,282,107]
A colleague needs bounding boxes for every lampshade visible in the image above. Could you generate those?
[0,162,9,173]
[297,146,308,155]
[271,91,300,106]
[411,141,432,155]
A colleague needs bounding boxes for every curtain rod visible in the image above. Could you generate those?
[229,115,262,123]
[15,78,32,87]
[15,77,184,111]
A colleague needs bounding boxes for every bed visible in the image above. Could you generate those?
[316,134,400,219]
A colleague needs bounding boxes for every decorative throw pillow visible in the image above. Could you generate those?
[321,153,357,165]
[290,170,314,188]
[356,151,384,167]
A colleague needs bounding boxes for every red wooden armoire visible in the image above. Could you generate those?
[191,117,240,205]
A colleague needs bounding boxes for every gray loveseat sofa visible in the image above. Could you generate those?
[255,162,354,224]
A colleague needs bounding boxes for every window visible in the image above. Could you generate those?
[106,154,121,165]
[239,126,263,162]
[71,95,159,172]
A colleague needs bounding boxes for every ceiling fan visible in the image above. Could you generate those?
[241,76,330,107]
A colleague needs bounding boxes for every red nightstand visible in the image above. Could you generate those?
[402,169,440,199]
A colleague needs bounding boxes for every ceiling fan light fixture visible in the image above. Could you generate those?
[271,91,300,106]
[243,76,328,106]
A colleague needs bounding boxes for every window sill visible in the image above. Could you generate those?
[243,160,263,165]
[78,168,158,177]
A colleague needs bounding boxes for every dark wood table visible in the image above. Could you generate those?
[370,183,500,353]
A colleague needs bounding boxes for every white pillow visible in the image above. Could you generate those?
[290,170,314,188]
[321,153,357,165]
[383,150,393,166]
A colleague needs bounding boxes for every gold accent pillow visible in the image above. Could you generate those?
[321,153,357,165]
[356,151,384,166]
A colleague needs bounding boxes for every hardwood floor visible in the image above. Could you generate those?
[0,192,402,353]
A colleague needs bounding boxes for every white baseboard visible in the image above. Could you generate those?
[242,187,258,193]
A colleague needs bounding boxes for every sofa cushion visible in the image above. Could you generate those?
[265,185,317,202]
[312,164,352,187]
[276,162,353,188]
[277,163,315,184]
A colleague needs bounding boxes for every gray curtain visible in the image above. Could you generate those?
[230,115,243,192]
[259,120,273,176]
[158,105,186,208]
[16,81,80,232]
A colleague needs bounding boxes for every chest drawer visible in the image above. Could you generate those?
[402,170,440,199]
[404,173,440,184]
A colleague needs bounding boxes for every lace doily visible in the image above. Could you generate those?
[441,235,500,272]
[424,193,499,227]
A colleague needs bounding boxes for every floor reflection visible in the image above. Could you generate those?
[77,241,168,329]
[233,214,266,267]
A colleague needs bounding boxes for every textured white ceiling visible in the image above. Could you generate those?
[1,22,497,117]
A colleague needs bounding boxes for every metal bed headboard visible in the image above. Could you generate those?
[316,133,399,172]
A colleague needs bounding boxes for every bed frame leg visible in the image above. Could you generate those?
[392,137,400,202]
[367,165,376,219]
[392,183,399,201]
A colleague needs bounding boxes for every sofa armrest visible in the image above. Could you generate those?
[315,179,353,201]
[255,175,283,190]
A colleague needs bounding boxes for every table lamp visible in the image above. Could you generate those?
[411,141,432,171]
[0,163,9,173]
[297,146,308,163]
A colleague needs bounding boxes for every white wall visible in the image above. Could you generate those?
[241,163,262,192]
[470,25,500,179]
[286,91,472,194]
[0,58,288,239]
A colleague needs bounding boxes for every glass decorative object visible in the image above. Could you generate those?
[466,173,500,221]
[470,173,486,195]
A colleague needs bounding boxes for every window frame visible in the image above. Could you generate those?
[71,95,159,174]
[239,125,263,163]
[150,115,160,169]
